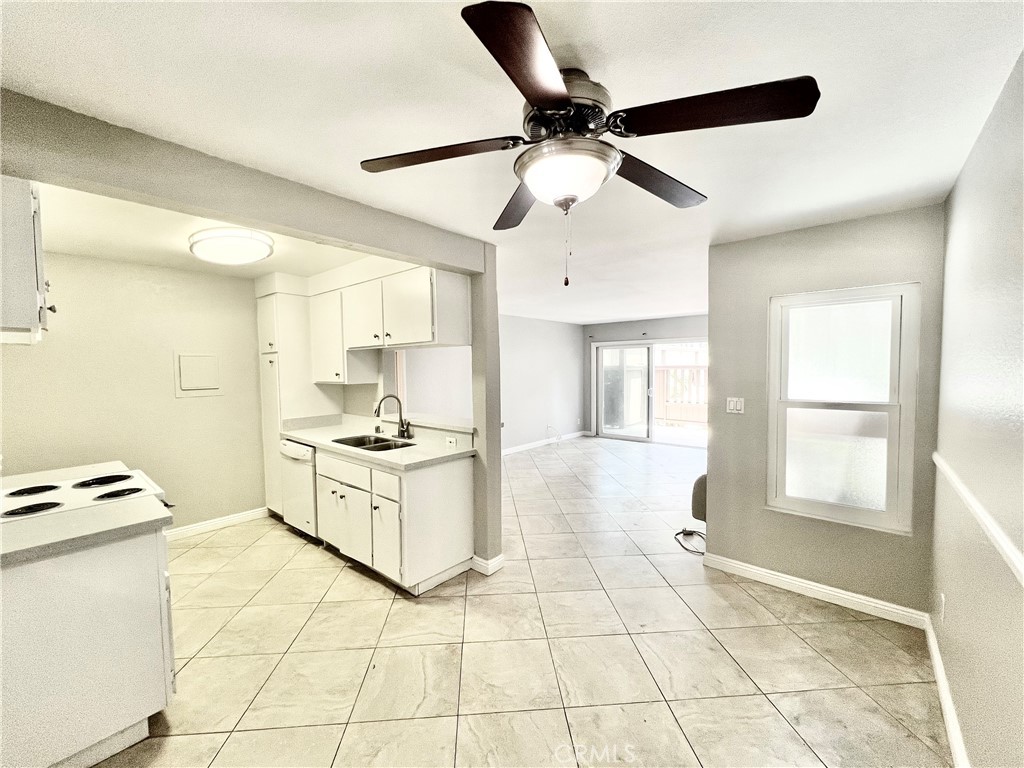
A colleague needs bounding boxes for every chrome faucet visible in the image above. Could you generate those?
[374,394,413,440]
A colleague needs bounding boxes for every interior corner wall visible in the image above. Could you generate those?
[706,204,945,611]
[931,54,1023,768]
[0,253,264,528]
[498,315,585,451]
[581,315,709,432]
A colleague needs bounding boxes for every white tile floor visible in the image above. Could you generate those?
[102,437,951,767]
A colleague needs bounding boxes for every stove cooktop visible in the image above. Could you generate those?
[0,470,164,521]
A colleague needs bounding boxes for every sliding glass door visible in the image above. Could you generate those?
[597,346,651,440]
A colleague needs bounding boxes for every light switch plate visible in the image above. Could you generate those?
[726,397,745,414]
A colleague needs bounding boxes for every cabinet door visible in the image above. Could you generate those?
[309,290,345,383]
[372,496,402,582]
[382,268,434,346]
[256,295,278,353]
[342,281,384,348]
[259,354,282,513]
[319,480,372,564]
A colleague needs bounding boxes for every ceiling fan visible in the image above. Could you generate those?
[361,1,821,231]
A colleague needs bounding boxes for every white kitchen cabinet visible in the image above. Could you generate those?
[310,289,378,385]
[259,354,282,514]
[342,280,385,348]
[1,176,48,344]
[256,295,279,353]
[342,267,470,349]
[316,475,372,563]
[371,495,402,582]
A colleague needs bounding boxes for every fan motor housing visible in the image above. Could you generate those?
[523,69,612,141]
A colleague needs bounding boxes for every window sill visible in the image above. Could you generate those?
[763,504,912,537]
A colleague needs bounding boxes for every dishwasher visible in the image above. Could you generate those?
[280,440,317,537]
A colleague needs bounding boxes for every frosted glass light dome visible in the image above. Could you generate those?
[189,228,274,265]
[514,138,622,210]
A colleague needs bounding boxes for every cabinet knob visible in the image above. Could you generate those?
[46,305,57,314]
[372,505,380,512]
[373,333,380,340]
[268,359,275,365]
[331,490,337,495]
[384,332,391,339]
[268,341,275,348]
[335,372,341,378]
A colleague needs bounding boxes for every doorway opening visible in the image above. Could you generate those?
[596,340,708,447]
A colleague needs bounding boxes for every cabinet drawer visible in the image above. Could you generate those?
[372,469,401,502]
[316,453,371,490]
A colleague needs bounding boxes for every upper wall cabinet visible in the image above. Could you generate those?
[1,176,49,344]
[342,267,470,350]
[309,289,377,385]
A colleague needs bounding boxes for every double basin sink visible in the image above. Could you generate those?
[332,435,415,452]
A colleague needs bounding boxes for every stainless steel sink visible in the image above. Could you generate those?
[332,435,415,451]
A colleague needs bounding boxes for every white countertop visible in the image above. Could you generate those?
[281,415,476,471]
[1,462,173,566]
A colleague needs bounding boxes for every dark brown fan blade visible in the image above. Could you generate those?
[361,136,525,173]
[461,2,572,112]
[617,153,707,208]
[608,76,820,138]
[493,183,536,230]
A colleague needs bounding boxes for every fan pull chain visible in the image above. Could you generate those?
[563,209,572,287]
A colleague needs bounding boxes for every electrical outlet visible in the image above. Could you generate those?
[577,418,581,426]
[939,593,945,623]
[445,436,458,448]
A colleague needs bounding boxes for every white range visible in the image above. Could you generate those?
[1,461,175,768]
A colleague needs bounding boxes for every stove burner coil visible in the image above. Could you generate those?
[93,487,144,500]
[3,501,63,517]
[6,484,60,497]
[72,474,132,489]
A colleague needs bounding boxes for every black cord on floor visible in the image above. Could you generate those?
[674,529,706,556]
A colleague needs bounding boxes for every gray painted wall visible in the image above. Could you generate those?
[1,253,264,528]
[932,56,1022,767]
[706,205,945,610]
[499,315,585,450]
[581,315,708,432]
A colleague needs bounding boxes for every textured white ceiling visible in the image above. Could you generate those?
[38,185,369,279]
[2,2,1020,323]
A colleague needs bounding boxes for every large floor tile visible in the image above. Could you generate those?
[563,512,620,532]
[467,559,536,594]
[284,543,347,570]
[770,687,947,767]
[169,573,210,605]
[739,581,862,624]
[502,533,528,560]
[237,649,373,729]
[712,625,854,693]
[249,568,342,605]
[515,500,563,515]
[212,725,344,767]
[549,635,661,707]
[674,584,782,629]
[633,630,758,700]
[790,621,935,686]
[350,644,462,721]
[459,639,563,714]
[538,590,627,637]
[609,511,673,531]
[151,654,280,735]
[168,547,246,575]
[171,607,239,657]
[589,556,667,589]
[175,570,276,609]
[456,709,575,767]
[645,554,734,586]
[524,533,586,559]
[219,544,304,573]
[96,734,228,768]
[334,717,457,767]
[863,682,952,763]
[671,695,825,767]
[518,514,572,535]
[606,587,703,633]
[556,499,607,515]
[413,572,470,597]
[323,566,397,601]
[575,532,642,557]
[529,558,602,592]
[862,619,931,660]
[198,525,270,549]
[378,596,465,646]
[566,701,700,767]
[253,526,308,546]
[465,594,546,642]
[290,600,391,651]
[198,603,316,657]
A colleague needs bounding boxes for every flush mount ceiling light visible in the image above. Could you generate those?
[188,227,274,265]
[513,137,622,212]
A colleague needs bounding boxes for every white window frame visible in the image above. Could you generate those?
[766,283,921,535]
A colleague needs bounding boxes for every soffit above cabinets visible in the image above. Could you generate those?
[35,184,374,279]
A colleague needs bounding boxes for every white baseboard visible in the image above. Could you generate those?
[703,553,929,628]
[502,432,586,456]
[471,553,505,575]
[924,617,969,767]
[166,507,270,541]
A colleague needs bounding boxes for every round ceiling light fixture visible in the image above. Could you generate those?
[513,137,623,212]
[188,227,274,265]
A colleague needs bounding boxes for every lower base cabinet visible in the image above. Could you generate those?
[316,476,371,564]
[371,495,402,582]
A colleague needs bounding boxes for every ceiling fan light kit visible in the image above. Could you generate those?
[360,0,821,231]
